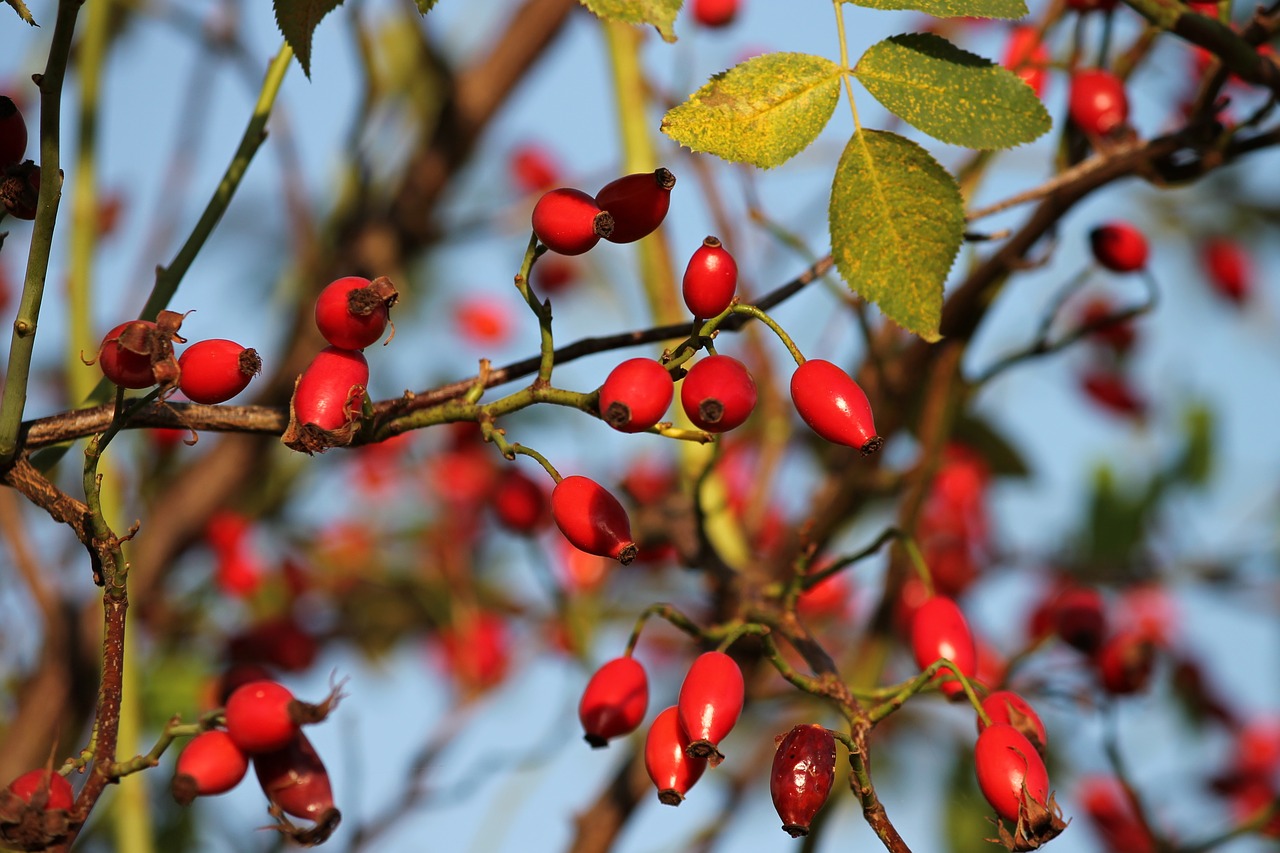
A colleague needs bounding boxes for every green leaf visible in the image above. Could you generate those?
[853,33,1051,149]
[829,129,964,340]
[842,0,1026,19]
[274,0,345,77]
[579,0,680,43]
[3,0,37,26]
[414,0,439,11]
[661,53,844,168]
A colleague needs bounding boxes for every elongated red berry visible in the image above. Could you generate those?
[595,168,675,243]
[551,475,638,564]
[225,680,300,754]
[0,96,27,169]
[645,705,708,805]
[974,723,1051,823]
[6,769,73,811]
[254,732,339,825]
[1089,222,1148,273]
[1069,70,1129,136]
[978,690,1048,754]
[178,339,261,404]
[172,730,249,804]
[682,237,738,319]
[314,275,398,350]
[790,359,883,454]
[1201,237,1251,304]
[677,650,745,764]
[292,346,369,431]
[599,357,674,433]
[579,656,649,748]
[770,724,837,837]
[680,355,757,433]
[532,188,614,255]
[911,595,977,698]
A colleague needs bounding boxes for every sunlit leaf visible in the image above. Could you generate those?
[414,0,439,11]
[842,0,1027,19]
[662,52,844,168]
[579,0,680,42]
[274,0,345,77]
[3,0,37,26]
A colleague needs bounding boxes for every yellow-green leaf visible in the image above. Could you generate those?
[661,53,844,168]
[829,129,964,340]
[843,0,1026,19]
[579,0,680,43]
[274,0,344,77]
[3,0,37,26]
[414,0,438,11]
[853,33,1050,149]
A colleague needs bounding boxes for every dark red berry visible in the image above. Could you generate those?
[292,346,369,432]
[225,680,300,754]
[172,730,249,804]
[314,275,398,350]
[644,705,708,805]
[1069,70,1129,135]
[910,595,977,699]
[1081,368,1146,418]
[1053,586,1109,653]
[1096,630,1157,694]
[6,769,73,811]
[595,168,675,243]
[1066,0,1119,10]
[531,187,614,255]
[677,650,744,764]
[0,95,27,169]
[253,732,339,827]
[680,354,757,433]
[579,656,649,748]
[790,359,883,454]
[978,690,1048,754]
[1201,237,1251,304]
[178,339,261,404]
[492,468,550,534]
[551,475,638,564]
[974,723,1051,823]
[1089,222,1148,273]
[1,161,39,220]
[770,724,837,837]
[692,0,740,27]
[98,321,161,389]
[1004,26,1049,97]
[682,236,738,319]
[599,357,674,433]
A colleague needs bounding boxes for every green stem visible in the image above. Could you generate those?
[513,233,556,386]
[0,0,83,466]
[832,1,862,131]
[624,603,704,656]
[867,659,988,724]
[730,303,806,365]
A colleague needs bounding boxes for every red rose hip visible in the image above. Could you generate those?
[172,730,249,804]
[978,690,1048,754]
[974,723,1051,823]
[579,656,649,748]
[292,346,369,431]
[98,320,162,389]
[314,275,398,350]
[770,724,837,837]
[492,468,550,534]
[178,339,261,404]
[1089,222,1148,273]
[595,168,675,243]
[680,355,757,433]
[225,680,301,754]
[645,705,708,805]
[1201,237,1251,304]
[253,732,340,828]
[599,357,674,433]
[1069,70,1129,135]
[911,595,978,698]
[677,650,745,764]
[532,187,614,255]
[5,769,74,811]
[682,236,738,319]
[551,475,638,564]
[692,0,740,27]
[790,359,883,454]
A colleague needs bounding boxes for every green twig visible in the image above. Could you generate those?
[730,303,806,366]
[624,603,705,656]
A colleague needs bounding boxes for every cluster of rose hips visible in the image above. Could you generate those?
[94,310,261,406]
[0,94,39,221]
[283,275,399,453]
[171,678,343,844]
[0,767,75,850]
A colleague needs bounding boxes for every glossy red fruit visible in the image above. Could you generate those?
[677,650,745,763]
[225,680,300,754]
[492,468,550,534]
[680,355,757,433]
[178,339,261,404]
[172,730,249,804]
[682,236,738,319]
[531,187,614,255]
[1096,630,1156,694]
[595,168,675,243]
[314,275,398,350]
[910,595,977,698]
[1004,26,1049,97]
[1201,237,1251,304]
[1069,70,1130,135]
[790,359,883,454]
[0,96,27,168]
[579,657,649,748]
[292,346,369,431]
[551,475,638,564]
[599,357,675,433]
[978,691,1048,753]
[644,705,708,805]
[974,723,1051,823]
[98,321,160,389]
[692,0,740,27]
[6,769,73,811]
[1053,586,1108,653]
[1089,222,1149,273]
[770,724,837,837]
[253,732,338,824]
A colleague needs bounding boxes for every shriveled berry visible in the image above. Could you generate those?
[790,359,882,454]
[292,346,369,432]
[978,690,1048,754]
[595,168,675,243]
[314,275,398,350]
[644,705,708,805]
[1069,70,1129,136]
[599,357,674,433]
[0,95,27,169]
[172,730,249,804]
[682,236,738,319]
[1089,222,1148,273]
[911,595,977,698]
[579,656,649,748]
[680,355,757,433]
[551,475,638,564]
[692,0,740,27]
[225,680,300,754]
[6,769,73,811]
[492,468,550,533]
[677,650,744,764]
[178,339,261,404]
[253,732,340,829]
[532,187,614,255]
[974,723,1052,823]
[770,724,837,837]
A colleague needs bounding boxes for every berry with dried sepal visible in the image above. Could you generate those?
[532,188,614,255]
[551,475,638,564]
[682,237,738,319]
[790,359,883,454]
[644,706,708,805]
[172,730,249,804]
[599,357,674,433]
[677,650,744,764]
[595,168,675,243]
[680,355,757,433]
[314,275,398,350]
[178,339,261,404]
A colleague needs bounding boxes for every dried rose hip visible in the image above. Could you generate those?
[770,724,837,837]
[253,732,341,841]
[0,96,27,169]
[579,656,649,748]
